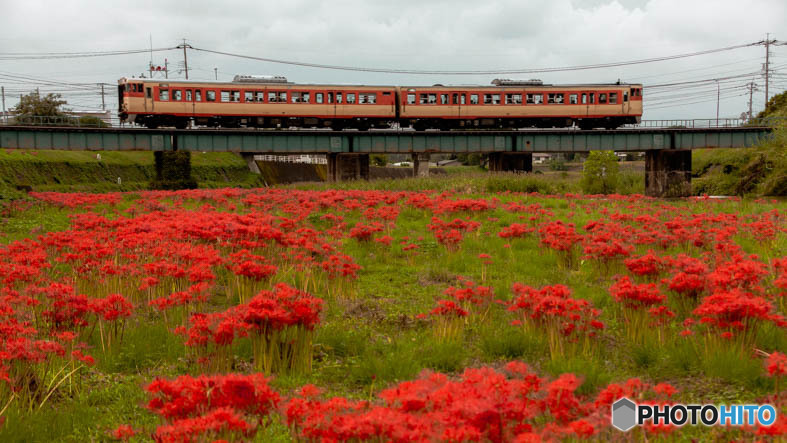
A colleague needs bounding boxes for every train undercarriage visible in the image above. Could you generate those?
[125,114,637,131]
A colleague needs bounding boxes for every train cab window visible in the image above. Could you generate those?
[589,93,595,104]
[609,93,618,104]
[569,94,578,105]
[207,90,216,102]
[347,93,356,104]
[336,93,343,104]
[440,94,449,105]
[316,93,324,104]
[623,92,628,102]
[146,87,152,99]
[196,90,202,102]
[452,93,459,104]
[255,92,264,102]
[159,89,169,101]
[244,91,254,102]
[186,90,192,102]
[505,94,522,105]
[599,93,607,104]
[581,93,587,104]
[172,90,182,101]
[470,94,479,105]
[407,93,416,104]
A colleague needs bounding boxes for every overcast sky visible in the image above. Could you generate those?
[1,0,786,121]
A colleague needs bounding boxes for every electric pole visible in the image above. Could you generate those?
[764,33,774,107]
[214,68,218,80]
[715,79,719,127]
[748,81,755,120]
[1,86,6,124]
[165,58,169,79]
[100,84,105,111]
[181,39,190,80]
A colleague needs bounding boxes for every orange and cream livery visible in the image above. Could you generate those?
[118,76,642,130]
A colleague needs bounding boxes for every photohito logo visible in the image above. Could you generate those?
[611,397,777,431]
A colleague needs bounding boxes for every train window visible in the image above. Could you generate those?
[382,91,391,96]
[470,94,479,105]
[461,94,466,105]
[547,93,556,104]
[623,92,628,102]
[581,93,587,104]
[207,90,216,102]
[146,87,152,98]
[347,93,356,104]
[316,93,324,104]
[303,92,310,103]
[609,93,617,104]
[526,93,543,104]
[589,93,595,104]
[159,89,169,101]
[505,94,522,105]
[569,94,578,105]
[419,94,428,104]
[196,90,202,102]
[186,90,192,102]
[328,92,334,104]
[255,92,264,102]
[483,94,492,104]
[244,91,254,102]
[291,92,301,103]
[336,93,343,104]
[599,93,607,104]
[440,94,449,105]
[172,90,182,101]
[278,92,287,102]
[231,91,241,102]
[452,93,459,105]
[407,93,416,104]
[359,93,376,104]
[220,91,230,102]
[268,92,277,102]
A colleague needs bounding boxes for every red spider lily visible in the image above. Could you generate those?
[110,424,136,441]
[609,276,665,309]
[766,351,787,377]
[349,222,384,242]
[538,220,582,269]
[498,223,535,239]
[624,251,667,278]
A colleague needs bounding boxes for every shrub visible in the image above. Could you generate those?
[580,151,620,194]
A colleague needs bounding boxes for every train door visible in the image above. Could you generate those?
[581,91,592,117]
[453,92,466,119]
[622,89,630,114]
[327,91,338,120]
[144,85,154,112]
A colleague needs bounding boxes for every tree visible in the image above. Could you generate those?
[14,92,68,117]
[370,154,388,167]
[580,151,620,194]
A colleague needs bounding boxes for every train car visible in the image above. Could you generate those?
[118,76,642,130]
[118,76,397,129]
[397,79,642,130]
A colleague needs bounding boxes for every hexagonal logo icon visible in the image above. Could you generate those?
[612,397,637,432]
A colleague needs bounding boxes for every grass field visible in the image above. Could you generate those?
[0,181,784,441]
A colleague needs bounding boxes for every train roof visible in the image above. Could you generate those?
[118,78,642,88]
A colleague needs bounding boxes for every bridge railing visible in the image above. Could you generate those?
[627,117,786,129]
[0,115,123,128]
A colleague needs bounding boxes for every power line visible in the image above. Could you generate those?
[190,41,765,75]
[0,47,178,60]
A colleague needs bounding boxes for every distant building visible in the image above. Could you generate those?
[255,154,327,164]
[533,153,552,165]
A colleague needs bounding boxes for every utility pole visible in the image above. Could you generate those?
[181,39,189,80]
[100,84,105,111]
[214,68,218,80]
[165,58,169,79]
[1,86,6,124]
[149,34,153,79]
[748,81,755,120]
[715,79,719,127]
[764,33,773,107]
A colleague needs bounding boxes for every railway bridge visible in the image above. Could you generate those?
[0,123,776,197]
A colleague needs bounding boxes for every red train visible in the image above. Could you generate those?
[118,76,642,130]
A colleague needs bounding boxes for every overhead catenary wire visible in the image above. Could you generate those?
[0,47,178,60]
[189,41,765,75]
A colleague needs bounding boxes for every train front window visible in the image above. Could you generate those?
[159,89,169,101]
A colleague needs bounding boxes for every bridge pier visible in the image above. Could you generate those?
[488,152,533,173]
[240,153,261,174]
[326,153,370,182]
[412,153,430,177]
[151,151,198,190]
[645,149,692,198]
